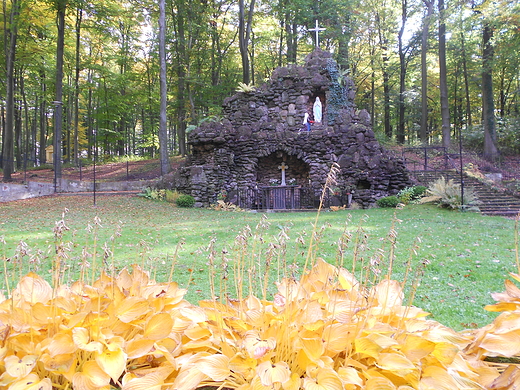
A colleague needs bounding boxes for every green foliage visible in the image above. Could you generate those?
[376,195,400,208]
[140,187,165,200]
[397,185,427,204]
[325,58,348,125]
[176,194,196,208]
[463,119,520,155]
[421,177,479,210]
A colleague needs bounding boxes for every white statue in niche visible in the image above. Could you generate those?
[313,97,322,123]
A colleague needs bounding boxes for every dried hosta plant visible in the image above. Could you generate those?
[0,266,193,389]
[171,258,497,390]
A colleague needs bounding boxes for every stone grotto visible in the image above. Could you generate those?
[162,48,412,209]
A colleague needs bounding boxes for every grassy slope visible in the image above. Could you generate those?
[0,195,517,330]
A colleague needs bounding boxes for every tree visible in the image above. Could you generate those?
[238,0,255,84]
[438,0,450,148]
[2,0,20,181]
[158,0,169,175]
[481,21,498,161]
[420,0,434,144]
[53,0,67,187]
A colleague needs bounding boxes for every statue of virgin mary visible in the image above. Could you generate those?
[313,97,322,123]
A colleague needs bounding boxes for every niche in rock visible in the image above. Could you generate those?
[357,179,371,190]
[309,91,327,124]
[257,152,310,187]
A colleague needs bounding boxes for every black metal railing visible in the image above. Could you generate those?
[230,186,352,211]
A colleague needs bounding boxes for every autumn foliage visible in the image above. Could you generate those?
[1,255,520,389]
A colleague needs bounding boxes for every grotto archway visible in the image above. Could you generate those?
[256,152,311,187]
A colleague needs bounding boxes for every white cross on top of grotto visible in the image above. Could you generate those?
[308,20,326,48]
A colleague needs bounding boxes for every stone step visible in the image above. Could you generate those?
[412,170,520,217]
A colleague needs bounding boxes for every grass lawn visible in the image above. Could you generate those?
[0,194,517,331]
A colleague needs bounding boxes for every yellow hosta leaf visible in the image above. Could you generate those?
[300,336,325,362]
[96,348,127,382]
[371,279,403,308]
[197,354,231,381]
[4,354,37,378]
[365,376,396,390]
[144,313,173,340]
[170,367,207,390]
[419,366,458,390]
[375,353,416,377]
[47,332,77,356]
[73,360,111,390]
[367,333,399,350]
[322,323,355,354]
[354,337,382,359]
[488,365,520,390]
[155,337,181,367]
[399,335,435,362]
[300,301,325,324]
[479,330,520,357]
[184,324,211,340]
[337,367,363,387]
[282,372,302,390]
[504,278,520,299]
[116,297,150,323]
[12,273,53,304]
[252,375,282,390]
[490,311,520,334]
[31,302,58,324]
[72,327,103,353]
[485,302,519,312]
[257,361,291,386]
[229,353,257,376]
[9,374,52,390]
[41,353,75,378]
[126,339,156,359]
[122,366,174,390]
[303,368,343,390]
[431,342,459,365]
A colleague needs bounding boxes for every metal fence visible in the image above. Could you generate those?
[230,186,351,211]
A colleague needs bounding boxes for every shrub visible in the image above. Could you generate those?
[165,189,181,203]
[176,194,195,208]
[412,185,427,198]
[376,195,400,208]
[397,185,428,205]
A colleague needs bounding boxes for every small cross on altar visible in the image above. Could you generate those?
[308,20,326,48]
[278,162,289,186]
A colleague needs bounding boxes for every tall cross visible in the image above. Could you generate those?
[278,162,289,186]
[308,20,326,48]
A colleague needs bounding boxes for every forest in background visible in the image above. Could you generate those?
[1,0,519,182]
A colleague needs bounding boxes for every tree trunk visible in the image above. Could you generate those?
[397,0,408,144]
[158,0,169,175]
[3,0,19,181]
[460,31,472,128]
[438,0,450,148]
[54,0,67,188]
[238,0,255,84]
[39,68,47,164]
[482,22,498,161]
[73,6,82,166]
[376,13,391,139]
[174,0,187,156]
[420,0,433,144]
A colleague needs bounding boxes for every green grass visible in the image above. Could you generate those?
[0,195,517,331]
